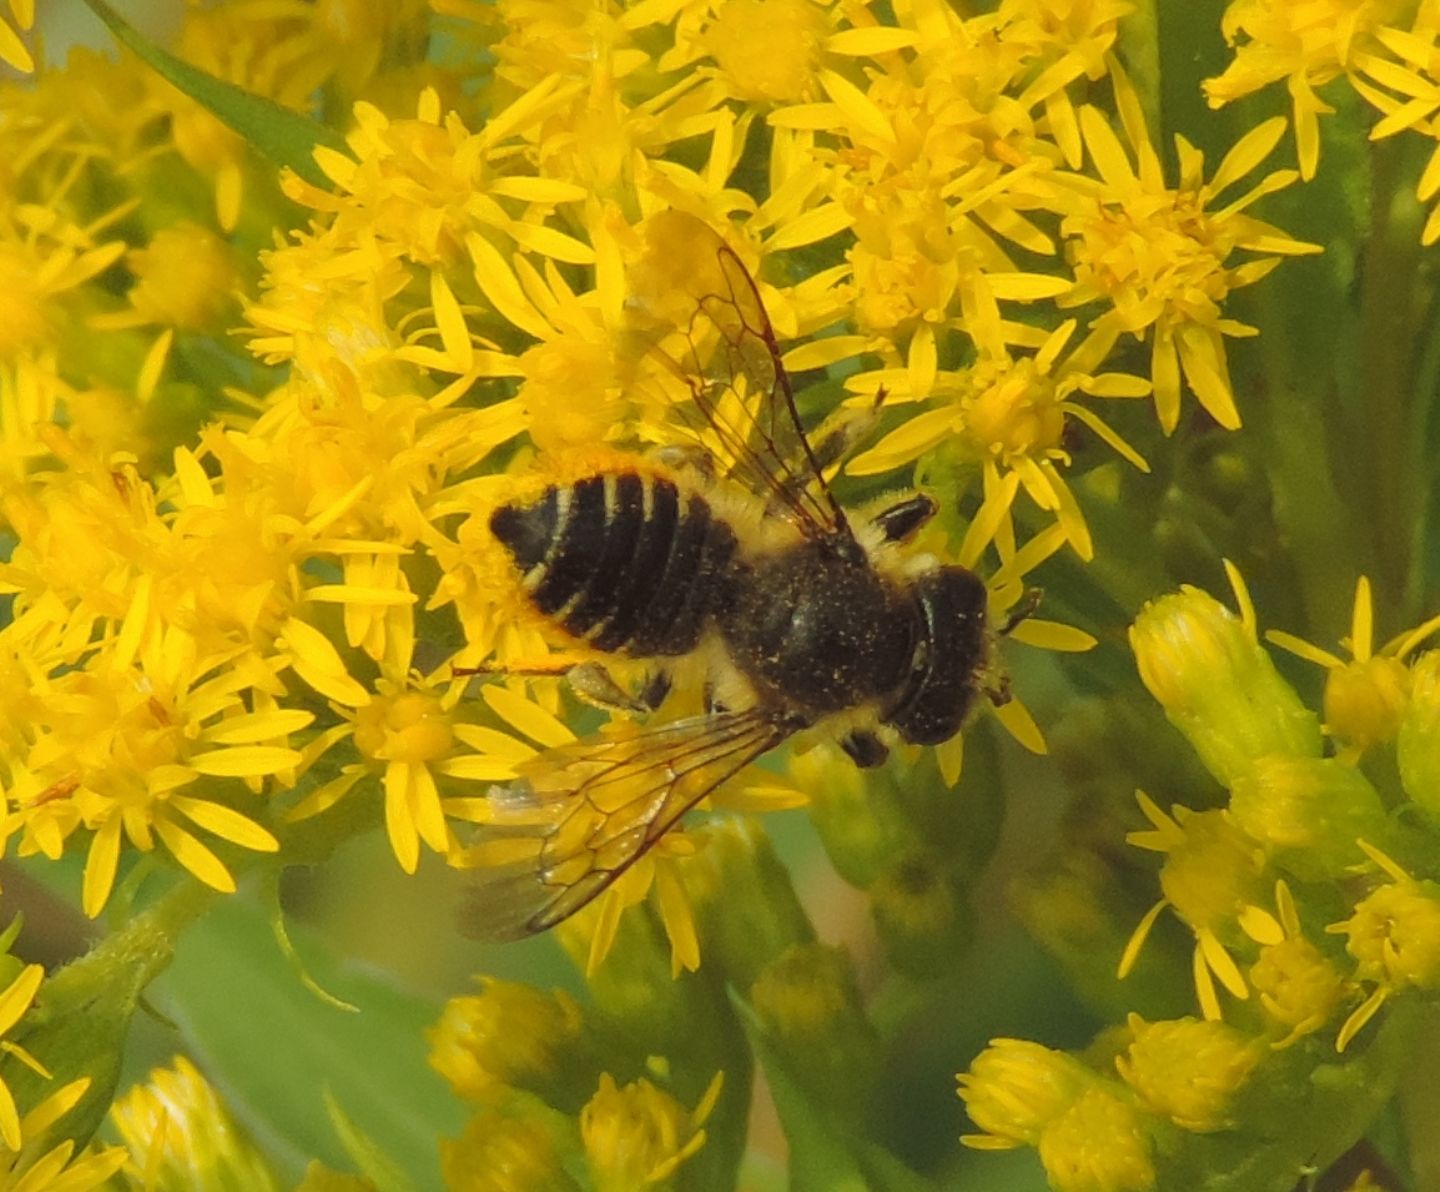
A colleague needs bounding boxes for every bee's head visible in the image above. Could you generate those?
[887,566,990,746]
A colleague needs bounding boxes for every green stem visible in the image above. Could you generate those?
[1355,137,1425,620]
[11,879,217,1153]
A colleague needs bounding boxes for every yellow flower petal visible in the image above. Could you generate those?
[481,686,576,750]
[188,746,302,778]
[0,965,42,1038]
[169,795,279,852]
[991,697,1046,754]
[431,270,474,373]
[82,819,124,919]
[1006,619,1096,652]
[281,617,370,706]
[467,232,554,341]
[825,26,917,54]
[818,70,894,142]
[155,820,236,893]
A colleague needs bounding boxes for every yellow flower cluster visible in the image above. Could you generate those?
[7,0,1235,972]
[1207,0,1440,242]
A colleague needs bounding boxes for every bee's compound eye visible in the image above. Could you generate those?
[887,568,989,746]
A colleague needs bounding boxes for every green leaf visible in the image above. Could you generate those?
[80,0,348,189]
[149,894,463,1188]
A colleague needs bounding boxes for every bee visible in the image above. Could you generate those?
[464,213,1029,941]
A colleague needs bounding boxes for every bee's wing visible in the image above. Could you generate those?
[458,709,791,941]
[641,218,858,552]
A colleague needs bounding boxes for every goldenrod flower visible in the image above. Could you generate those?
[1205,0,1414,178]
[1051,66,1320,432]
[1120,795,1269,1020]
[1329,840,1440,1051]
[1114,1013,1262,1132]
[1247,880,1351,1048]
[579,1069,723,1191]
[110,1055,280,1191]
[847,318,1151,560]
[1267,575,1440,756]
[0,623,288,916]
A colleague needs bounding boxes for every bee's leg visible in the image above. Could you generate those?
[454,657,654,716]
[640,670,672,710]
[840,730,889,769]
[983,672,1013,708]
[999,588,1043,636]
[565,662,652,715]
[870,493,938,544]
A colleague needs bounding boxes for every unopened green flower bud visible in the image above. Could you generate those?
[792,744,909,888]
[1398,651,1440,815]
[869,853,973,978]
[1229,756,1389,878]
[1130,588,1321,786]
[749,943,875,1116]
[1114,1014,1261,1132]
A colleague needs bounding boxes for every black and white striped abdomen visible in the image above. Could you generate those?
[490,472,738,656]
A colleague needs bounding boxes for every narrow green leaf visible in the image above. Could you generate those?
[80,0,349,189]
[323,1087,416,1192]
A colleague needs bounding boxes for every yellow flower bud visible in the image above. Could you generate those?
[427,980,585,1104]
[440,1103,579,1192]
[580,1071,722,1192]
[110,1056,281,1191]
[959,1039,1088,1148]
[1249,935,1348,1043]
[750,943,875,1115]
[1398,651,1440,815]
[1037,1086,1156,1192]
[1130,588,1321,786]
[1323,654,1410,751]
[1115,1015,1262,1132]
